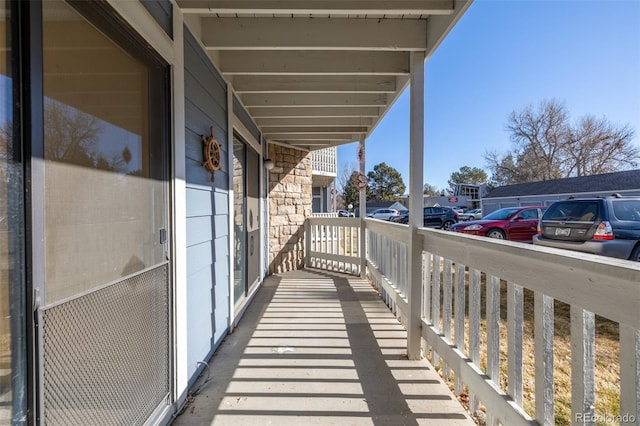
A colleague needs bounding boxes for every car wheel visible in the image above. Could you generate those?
[630,245,640,262]
[486,229,506,239]
[442,220,454,231]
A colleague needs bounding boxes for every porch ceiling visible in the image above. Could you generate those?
[176,0,472,151]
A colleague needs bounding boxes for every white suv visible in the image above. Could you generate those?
[366,208,401,221]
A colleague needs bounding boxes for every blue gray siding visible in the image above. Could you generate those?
[233,95,260,143]
[184,27,230,383]
[140,0,173,38]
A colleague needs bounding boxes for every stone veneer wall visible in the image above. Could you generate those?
[268,144,312,274]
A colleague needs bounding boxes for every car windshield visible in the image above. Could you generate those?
[482,207,520,221]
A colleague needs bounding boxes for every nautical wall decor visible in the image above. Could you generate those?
[201,126,221,182]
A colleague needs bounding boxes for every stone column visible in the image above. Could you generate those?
[267,144,312,274]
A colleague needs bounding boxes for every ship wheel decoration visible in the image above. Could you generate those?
[201,126,221,182]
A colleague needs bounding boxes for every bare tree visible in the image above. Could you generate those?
[44,99,103,166]
[505,99,567,181]
[565,115,637,176]
[337,160,358,193]
[486,99,638,185]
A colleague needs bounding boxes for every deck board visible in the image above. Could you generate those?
[173,269,475,425]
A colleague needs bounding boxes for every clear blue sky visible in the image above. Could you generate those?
[337,0,640,192]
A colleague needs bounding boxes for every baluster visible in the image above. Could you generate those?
[535,293,554,426]
[454,263,466,394]
[486,275,500,426]
[619,324,639,425]
[507,282,524,406]
[443,259,453,379]
[468,268,481,415]
[431,255,441,368]
[423,252,431,321]
[570,306,595,426]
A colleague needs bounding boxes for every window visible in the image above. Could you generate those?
[42,0,168,303]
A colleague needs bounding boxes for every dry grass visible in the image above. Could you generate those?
[425,271,621,426]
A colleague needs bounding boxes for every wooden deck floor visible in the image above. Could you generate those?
[172,269,475,426]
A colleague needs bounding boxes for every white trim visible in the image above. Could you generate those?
[227,87,236,329]
[170,5,188,411]
[107,0,175,63]
[267,139,311,152]
[231,114,262,154]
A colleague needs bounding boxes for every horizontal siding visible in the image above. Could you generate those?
[186,216,213,247]
[233,94,260,142]
[140,0,173,38]
[184,25,231,384]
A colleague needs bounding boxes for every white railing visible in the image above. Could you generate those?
[310,212,339,218]
[305,217,640,426]
[311,147,337,176]
[305,217,360,274]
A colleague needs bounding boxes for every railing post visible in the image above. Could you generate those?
[358,136,366,278]
[406,50,425,360]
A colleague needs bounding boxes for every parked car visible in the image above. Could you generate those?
[393,206,458,230]
[366,208,401,221]
[338,210,355,217]
[533,195,640,261]
[451,206,546,242]
[458,208,482,221]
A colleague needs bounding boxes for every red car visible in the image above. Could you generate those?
[451,206,546,242]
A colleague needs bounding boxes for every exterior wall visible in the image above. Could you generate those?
[268,144,312,273]
[183,27,230,383]
[482,188,640,215]
[140,0,173,37]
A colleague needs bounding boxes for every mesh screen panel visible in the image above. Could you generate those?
[42,264,170,425]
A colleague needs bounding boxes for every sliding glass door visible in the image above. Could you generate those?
[232,134,260,307]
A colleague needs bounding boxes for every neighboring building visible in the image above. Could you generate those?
[400,184,487,210]
[482,170,640,214]
[311,147,338,213]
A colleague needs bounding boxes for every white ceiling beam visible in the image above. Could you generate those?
[218,51,410,75]
[255,117,375,126]
[177,1,455,15]
[261,126,369,134]
[248,106,381,118]
[202,18,427,51]
[231,75,396,93]
[268,133,357,140]
[241,93,388,107]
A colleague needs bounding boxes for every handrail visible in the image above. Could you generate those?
[305,216,640,425]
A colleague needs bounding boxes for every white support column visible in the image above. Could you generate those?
[171,7,189,408]
[358,135,367,278]
[407,50,425,360]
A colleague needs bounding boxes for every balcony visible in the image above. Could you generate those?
[175,217,640,425]
[311,147,338,178]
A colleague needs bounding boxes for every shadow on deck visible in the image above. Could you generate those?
[172,269,474,425]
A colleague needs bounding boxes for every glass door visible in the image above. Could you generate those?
[0,1,28,422]
[232,134,260,306]
[232,136,246,304]
[37,1,171,424]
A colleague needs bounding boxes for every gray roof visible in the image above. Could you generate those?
[366,201,408,210]
[484,169,640,198]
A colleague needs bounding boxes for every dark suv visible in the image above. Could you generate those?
[533,195,640,261]
[393,206,458,230]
